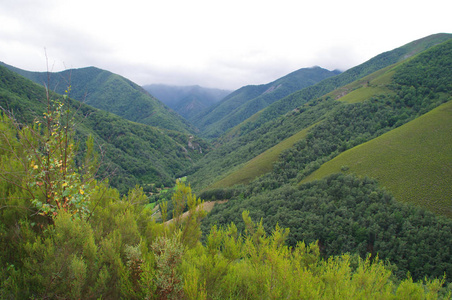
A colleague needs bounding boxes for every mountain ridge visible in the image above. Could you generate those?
[188,34,452,192]
[193,66,341,138]
[142,84,231,120]
[229,33,452,138]
[0,63,195,134]
[0,64,208,193]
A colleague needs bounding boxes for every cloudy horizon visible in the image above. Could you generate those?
[1,0,451,90]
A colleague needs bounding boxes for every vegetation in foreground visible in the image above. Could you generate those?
[1,90,450,299]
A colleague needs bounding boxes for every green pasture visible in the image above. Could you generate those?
[301,100,452,218]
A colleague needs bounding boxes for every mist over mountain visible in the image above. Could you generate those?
[142,84,231,120]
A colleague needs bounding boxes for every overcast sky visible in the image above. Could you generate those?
[1,0,451,90]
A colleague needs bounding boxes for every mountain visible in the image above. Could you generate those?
[2,34,452,294]
[229,33,452,138]
[0,63,195,133]
[193,66,341,138]
[0,64,208,193]
[188,33,452,191]
[142,84,231,120]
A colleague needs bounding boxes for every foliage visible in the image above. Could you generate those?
[0,107,205,297]
[203,174,452,284]
[0,89,97,219]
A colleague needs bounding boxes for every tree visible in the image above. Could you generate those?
[0,87,99,220]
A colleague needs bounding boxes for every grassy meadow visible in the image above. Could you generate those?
[301,100,452,218]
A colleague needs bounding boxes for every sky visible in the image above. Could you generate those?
[1,0,451,90]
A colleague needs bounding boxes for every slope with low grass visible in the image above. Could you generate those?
[208,125,315,189]
[328,65,396,104]
[301,100,452,218]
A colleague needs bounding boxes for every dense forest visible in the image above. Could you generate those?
[1,33,452,298]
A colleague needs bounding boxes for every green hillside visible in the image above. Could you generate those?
[232,33,452,136]
[194,66,340,138]
[204,59,408,189]
[0,65,207,193]
[301,100,452,218]
[199,37,452,286]
[188,35,452,191]
[208,125,315,189]
[0,64,195,133]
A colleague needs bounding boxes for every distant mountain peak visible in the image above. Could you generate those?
[142,84,232,120]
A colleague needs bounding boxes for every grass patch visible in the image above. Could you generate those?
[301,100,452,218]
[145,202,156,210]
[209,124,315,189]
[325,65,396,103]
[338,86,390,104]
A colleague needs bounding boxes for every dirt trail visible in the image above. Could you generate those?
[165,200,228,224]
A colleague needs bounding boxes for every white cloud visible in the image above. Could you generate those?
[0,0,451,89]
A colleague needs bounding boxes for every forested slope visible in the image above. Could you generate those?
[231,33,452,138]
[194,67,340,138]
[188,34,452,191]
[0,65,207,193]
[0,63,195,133]
[194,66,340,138]
[198,37,452,285]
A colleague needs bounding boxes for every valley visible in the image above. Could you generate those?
[1,33,452,298]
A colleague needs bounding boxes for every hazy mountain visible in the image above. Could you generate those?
[142,84,231,120]
[0,63,195,133]
[193,66,341,138]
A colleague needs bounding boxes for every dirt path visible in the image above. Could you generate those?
[165,200,228,224]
